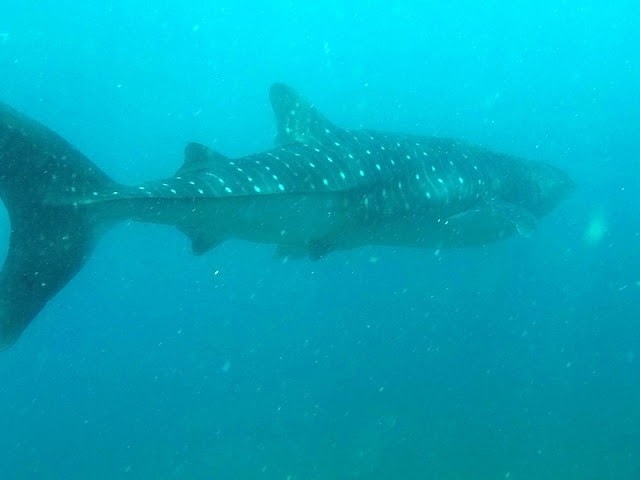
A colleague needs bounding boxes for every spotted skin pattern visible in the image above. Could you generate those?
[0,83,573,349]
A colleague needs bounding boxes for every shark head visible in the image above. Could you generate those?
[519,160,575,217]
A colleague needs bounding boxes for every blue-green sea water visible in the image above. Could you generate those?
[0,1,638,479]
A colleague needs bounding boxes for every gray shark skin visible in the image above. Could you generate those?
[0,84,573,350]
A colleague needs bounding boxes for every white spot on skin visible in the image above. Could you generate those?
[254,185,261,193]
[437,178,444,184]
[415,174,420,180]
[375,164,381,171]
[170,188,177,194]
[278,183,285,191]
[431,166,436,172]
[348,153,354,159]
[334,142,341,147]
[309,162,316,168]
[205,173,225,185]
[112,191,119,195]
[327,156,334,163]
[425,191,432,199]
[138,186,146,190]
[92,191,98,196]
[323,178,329,186]
[197,188,204,194]
[458,177,464,184]
[225,186,232,193]
[189,181,195,185]
[359,169,365,177]
[366,149,371,155]
[340,171,346,179]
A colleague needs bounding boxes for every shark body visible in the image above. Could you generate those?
[0,84,573,349]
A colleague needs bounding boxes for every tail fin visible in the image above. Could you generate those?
[0,102,117,350]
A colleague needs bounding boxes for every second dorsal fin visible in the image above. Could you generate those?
[178,142,229,175]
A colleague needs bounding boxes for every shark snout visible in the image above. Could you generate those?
[533,163,574,215]
[556,167,575,198]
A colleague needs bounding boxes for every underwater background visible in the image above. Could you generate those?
[0,1,638,478]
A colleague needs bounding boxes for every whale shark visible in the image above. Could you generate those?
[0,83,573,350]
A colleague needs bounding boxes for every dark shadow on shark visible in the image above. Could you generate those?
[0,83,573,350]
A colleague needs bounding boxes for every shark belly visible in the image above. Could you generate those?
[193,193,350,246]
[125,189,353,255]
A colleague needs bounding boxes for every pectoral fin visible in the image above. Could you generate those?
[445,200,537,245]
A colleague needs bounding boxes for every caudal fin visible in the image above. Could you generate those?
[0,102,117,350]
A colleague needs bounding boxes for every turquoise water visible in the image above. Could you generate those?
[1,1,638,478]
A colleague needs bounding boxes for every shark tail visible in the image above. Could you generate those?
[0,102,119,350]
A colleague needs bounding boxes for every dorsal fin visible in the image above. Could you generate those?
[269,83,337,146]
[178,142,229,175]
